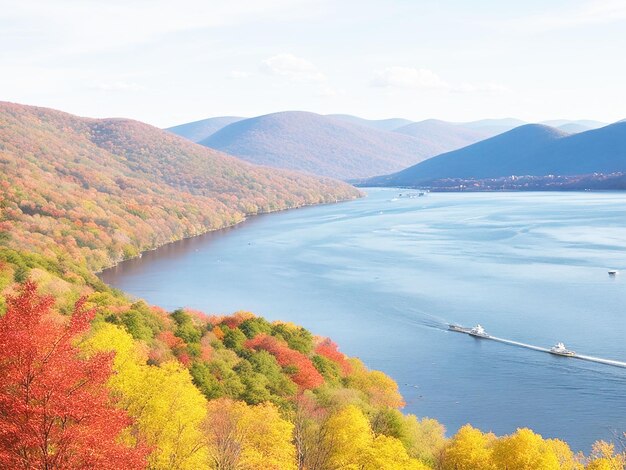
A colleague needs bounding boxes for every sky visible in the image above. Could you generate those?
[1,0,625,127]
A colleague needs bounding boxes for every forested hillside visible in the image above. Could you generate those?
[199,111,445,179]
[0,102,359,273]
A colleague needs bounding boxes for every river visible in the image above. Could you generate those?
[100,189,626,451]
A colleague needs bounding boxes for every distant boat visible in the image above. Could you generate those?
[448,323,466,332]
[468,324,489,338]
[609,270,619,276]
[549,342,576,357]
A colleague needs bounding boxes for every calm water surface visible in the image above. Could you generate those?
[100,189,626,451]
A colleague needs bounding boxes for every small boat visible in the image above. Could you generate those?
[549,342,576,357]
[468,324,489,338]
[448,323,466,332]
[609,270,619,276]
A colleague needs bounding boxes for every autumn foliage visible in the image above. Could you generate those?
[315,338,352,375]
[0,282,147,469]
[245,334,324,389]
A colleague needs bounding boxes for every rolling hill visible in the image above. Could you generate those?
[460,118,527,137]
[366,122,626,187]
[0,102,360,271]
[394,119,492,151]
[198,111,491,179]
[166,116,245,142]
[326,114,413,131]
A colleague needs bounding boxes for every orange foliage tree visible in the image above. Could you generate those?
[315,338,352,375]
[245,334,324,389]
[0,282,147,469]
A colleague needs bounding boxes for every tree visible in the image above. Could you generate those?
[345,358,405,408]
[321,405,426,470]
[204,398,296,470]
[0,281,147,469]
[245,334,323,389]
[441,424,496,470]
[491,428,560,470]
[83,322,208,469]
[586,441,626,470]
[323,405,372,469]
[362,435,430,470]
[315,338,351,375]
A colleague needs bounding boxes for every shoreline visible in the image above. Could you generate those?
[96,191,363,275]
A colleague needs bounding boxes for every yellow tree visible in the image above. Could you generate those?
[204,398,296,470]
[321,405,427,470]
[492,428,560,470]
[400,415,446,464]
[346,359,404,408]
[441,424,496,470]
[82,323,208,469]
[546,438,584,470]
[323,405,373,469]
[362,434,431,470]
[586,441,626,470]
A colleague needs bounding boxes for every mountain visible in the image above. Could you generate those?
[166,116,245,142]
[0,102,360,271]
[394,119,492,151]
[365,124,568,186]
[199,111,446,179]
[557,123,595,134]
[542,119,607,129]
[460,118,527,137]
[326,114,413,131]
[366,122,626,187]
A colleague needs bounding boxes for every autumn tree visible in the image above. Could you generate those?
[441,424,496,470]
[83,322,208,469]
[204,398,296,470]
[491,428,560,470]
[0,281,147,469]
[345,358,405,408]
[321,404,425,469]
[586,441,626,470]
[315,338,351,375]
[245,334,323,389]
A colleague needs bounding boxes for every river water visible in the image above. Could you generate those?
[100,189,626,451]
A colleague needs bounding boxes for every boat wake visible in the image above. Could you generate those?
[449,324,626,369]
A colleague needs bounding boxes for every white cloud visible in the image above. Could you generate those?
[261,53,326,81]
[370,66,508,94]
[370,67,448,89]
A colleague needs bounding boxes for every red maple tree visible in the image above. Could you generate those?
[315,338,352,376]
[0,281,147,469]
[245,334,324,389]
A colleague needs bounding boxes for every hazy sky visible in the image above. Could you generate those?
[2,0,625,127]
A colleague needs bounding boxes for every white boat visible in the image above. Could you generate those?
[609,270,619,276]
[468,324,489,338]
[549,342,576,357]
[448,323,466,332]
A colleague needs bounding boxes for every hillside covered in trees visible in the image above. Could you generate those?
[0,102,625,469]
[0,102,360,273]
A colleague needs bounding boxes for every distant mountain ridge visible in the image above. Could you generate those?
[365,122,626,187]
[166,116,245,142]
[197,111,502,179]
[326,114,413,131]
[167,112,616,180]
